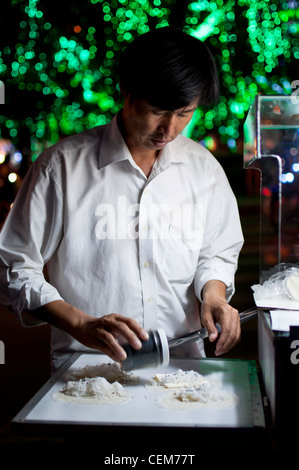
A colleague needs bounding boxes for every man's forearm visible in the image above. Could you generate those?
[24,300,91,336]
[24,300,149,362]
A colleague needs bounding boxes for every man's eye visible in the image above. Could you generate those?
[152,110,166,117]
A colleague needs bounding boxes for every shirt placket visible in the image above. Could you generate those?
[138,184,157,331]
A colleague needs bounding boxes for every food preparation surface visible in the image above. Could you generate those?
[13,353,265,433]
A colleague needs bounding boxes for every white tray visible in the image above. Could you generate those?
[13,353,265,431]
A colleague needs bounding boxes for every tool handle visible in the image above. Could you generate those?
[204,308,258,336]
[168,307,257,350]
[239,307,258,323]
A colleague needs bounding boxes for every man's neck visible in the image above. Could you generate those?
[132,152,158,178]
[117,111,159,177]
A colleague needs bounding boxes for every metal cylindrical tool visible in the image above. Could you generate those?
[120,308,257,371]
[121,328,169,371]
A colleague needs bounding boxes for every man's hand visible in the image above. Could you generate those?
[73,313,149,362]
[201,280,240,356]
[28,301,149,363]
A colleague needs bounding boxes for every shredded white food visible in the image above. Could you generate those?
[152,369,238,409]
[153,369,208,388]
[53,377,129,404]
[52,362,238,410]
[52,362,133,404]
[63,377,125,398]
[64,361,137,385]
[174,382,235,404]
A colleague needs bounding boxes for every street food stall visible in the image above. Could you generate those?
[11,94,299,453]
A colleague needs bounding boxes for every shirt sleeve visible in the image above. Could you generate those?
[193,163,244,303]
[0,152,64,326]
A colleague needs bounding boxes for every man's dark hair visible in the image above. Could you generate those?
[117,27,219,110]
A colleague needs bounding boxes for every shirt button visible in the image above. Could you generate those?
[147,297,153,303]
[144,261,150,268]
[142,225,148,231]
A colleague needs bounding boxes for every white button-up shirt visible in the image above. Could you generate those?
[0,116,243,369]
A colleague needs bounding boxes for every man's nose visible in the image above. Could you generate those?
[158,114,176,137]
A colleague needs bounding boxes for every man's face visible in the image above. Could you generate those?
[121,96,198,154]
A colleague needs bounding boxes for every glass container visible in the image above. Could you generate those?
[244,95,299,282]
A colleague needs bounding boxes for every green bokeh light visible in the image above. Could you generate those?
[0,0,298,162]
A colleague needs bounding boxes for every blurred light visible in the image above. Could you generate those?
[8,172,18,183]
[280,172,295,183]
[13,151,22,163]
[262,187,272,197]
[190,10,224,40]
[0,153,6,164]
[0,0,298,152]
[292,163,299,172]
[200,136,216,151]
[227,138,236,148]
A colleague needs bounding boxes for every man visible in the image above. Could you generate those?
[0,28,243,370]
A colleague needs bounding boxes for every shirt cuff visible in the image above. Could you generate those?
[194,263,236,303]
[8,281,64,327]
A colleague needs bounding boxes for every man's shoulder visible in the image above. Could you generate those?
[49,125,106,155]
[36,124,107,168]
[175,134,221,170]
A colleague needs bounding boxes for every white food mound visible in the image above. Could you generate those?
[64,377,124,397]
[175,381,236,404]
[53,377,129,404]
[153,369,209,388]
[152,369,238,409]
[64,361,137,384]
[52,362,133,404]
[52,363,238,409]
[157,382,237,409]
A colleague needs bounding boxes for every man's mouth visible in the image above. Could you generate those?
[151,137,170,148]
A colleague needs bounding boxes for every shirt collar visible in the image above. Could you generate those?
[98,114,185,171]
[98,114,132,170]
